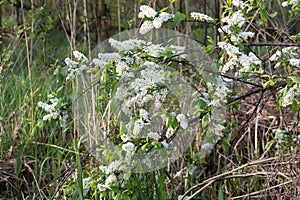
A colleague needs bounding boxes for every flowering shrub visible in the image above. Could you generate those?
[37,0,300,199]
[38,93,69,128]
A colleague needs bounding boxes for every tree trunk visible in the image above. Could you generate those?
[95,0,108,42]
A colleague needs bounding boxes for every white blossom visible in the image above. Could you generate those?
[270,50,282,61]
[122,142,135,153]
[212,124,225,136]
[105,174,117,187]
[282,84,300,107]
[239,32,255,40]
[161,141,169,148]
[140,20,154,34]
[133,119,146,137]
[282,47,298,54]
[249,52,262,66]
[116,61,129,75]
[166,128,175,139]
[282,0,298,7]
[109,38,146,52]
[207,80,230,106]
[73,51,88,61]
[232,0,250,8]
[201,143,214,151]
[191,12,214,22]
[222,10,245,27]
[115,86,129,101]
[98,52,121,63]
[218,25,232,34]
[144,43,164,57]
[169,45,187,59]
[153,17,163,28]
[176,114,189,129]
[139,109,149,121]
[289,58,300,67]
[282,1,289,6]
[158,12,174,22]
[138,5,157,19]
[91,58,107,68]
[120,134,131,142]
[38,94,68,127]
[99,160,121,174]
[218,42,241,57]
[147,132,161,140]
[154,88,168,108]
[222,60,237,73]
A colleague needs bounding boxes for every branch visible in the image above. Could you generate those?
[180,156,279,200]
[227,81,286,105]
[243,43,300,47]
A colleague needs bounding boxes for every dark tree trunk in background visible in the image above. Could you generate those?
[95,0,108,42]
[0,3,2,28]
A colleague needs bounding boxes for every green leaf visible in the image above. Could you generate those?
[260,9,268,25]
[263,79,275,88]
[291,101,299,112]
[166,114,178,129]
[287,76,300,84]
[60,66,68,76]
[159,7,169,13]
[198,98,208,110]
[205,45,215,52]
[201,113,210,128]
[151,141,163,149]
[218,185,224,200]
[265,140,275,149]
[274,61,281,68]
[260,2,267,9]
[173,12,186,27]
[269,11,278,18]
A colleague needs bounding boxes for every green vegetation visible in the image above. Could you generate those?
[0,0,299,199]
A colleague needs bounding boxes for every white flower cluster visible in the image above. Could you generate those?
[38,94,68,127]
[122,142,135,153]
[98,52,121,63]
[282,83,300,107]
[115,62,168,139]
[270,47,299,67]
[218,42,262,73]
[176,114,188,129]
[221,10,245,28]
[272,127,294,148]
[140,21,154,35]
[218,42,241,57]
[232,0,250,9]
[207,80,231,107]
[138,5,157,18]
[289,58,300,67]
[109,38,146,52]
[144,43,164,57]
[138,5,173,34]
[65,51,88,81]
[99,160,121,175]
[201,143,214,151]
[73,50,88,61]
[230,31,255,42]
[147,132,161,140]
[282,0,299,7]
[191,12,214,22]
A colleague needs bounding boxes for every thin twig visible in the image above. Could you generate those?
[231,180,293,199]
[243,43,300,47]
[180,157,278,199]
